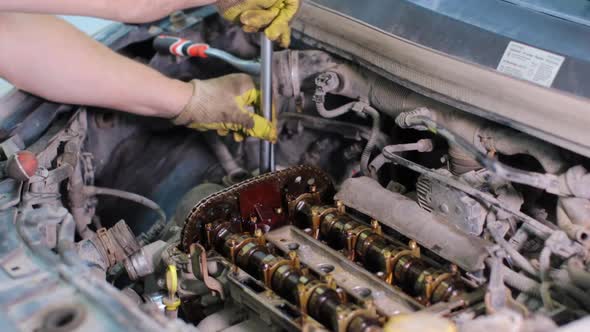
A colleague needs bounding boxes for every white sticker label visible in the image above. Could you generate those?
[497,41,565,88]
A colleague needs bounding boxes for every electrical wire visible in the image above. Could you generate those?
[82,186,167,245]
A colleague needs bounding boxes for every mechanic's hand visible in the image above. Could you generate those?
[172,74,277,142]
[216,0,301,48]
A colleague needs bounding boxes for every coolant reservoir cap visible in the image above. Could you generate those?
[384,313,456,332]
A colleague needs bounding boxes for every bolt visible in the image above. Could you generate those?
[335,201,345,214]
[170,11,187,29]
[363,297,375,310]
[371,220,382,235]
[324,274,336,289]
[229,239,238,274]
[262,263,271,286]
[409,240,421,257]
[424,274,434,302]
[205,223,214,247]
[254,228,266,246]
[157,278,166,289]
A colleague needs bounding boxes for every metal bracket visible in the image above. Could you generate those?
[190,243,225,300]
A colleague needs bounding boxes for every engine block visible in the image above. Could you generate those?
[180,166,474,332]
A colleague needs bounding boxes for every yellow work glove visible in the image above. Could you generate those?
[216,0,301,48]
[172,74,277,142]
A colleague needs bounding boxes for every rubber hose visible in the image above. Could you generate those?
[567,258,590,290]
[315,100,356,118]
[539,247,552,282]
[501,263,590,309]
[314,83,356,118]
[82,186,167,245]
[205,133,249,183]
[558,283,590,309]
[360,105,381,176]
[367,76,412,113]
[501,265,541,296]
[488,222,538,277]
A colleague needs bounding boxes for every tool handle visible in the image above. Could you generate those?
[153,35,209,58]
[153,35,261,76]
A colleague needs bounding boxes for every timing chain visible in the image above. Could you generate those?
[180,165,332,252]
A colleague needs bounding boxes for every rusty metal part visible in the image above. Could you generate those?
[190,243,225,300]
[209,223,380,332]
[180,165,333,252]
[90,220,140,267]
[266,226,421,316]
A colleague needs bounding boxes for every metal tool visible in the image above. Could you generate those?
[155,34,275,174]
[259,36,275,174]
[153,35,261,75]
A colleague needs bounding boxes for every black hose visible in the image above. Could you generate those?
[313,83,356,119]
[490,261,590,309]
[314,72,382,175]
[499,263,541,296]
[315,99,356,118]
[360,105,381,176]
[567,258,590,290]
[82,186,167,245]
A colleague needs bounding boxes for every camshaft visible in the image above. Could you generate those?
[204,222,382,332]
[292,201,464,305]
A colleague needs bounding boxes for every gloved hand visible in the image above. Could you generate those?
[172,74,277,142]
[216,0,301,48]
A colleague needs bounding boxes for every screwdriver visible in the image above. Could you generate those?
[153,35,261,76]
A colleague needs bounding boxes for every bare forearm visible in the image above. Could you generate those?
[0,0,217,23]
[0,13,192,118]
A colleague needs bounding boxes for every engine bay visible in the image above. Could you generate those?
[1,5,590,332]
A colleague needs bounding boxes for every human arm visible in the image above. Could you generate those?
[0,0,301,47]
[0,0,217,23]
[0,13,191,117]
[0,13,275,140]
